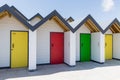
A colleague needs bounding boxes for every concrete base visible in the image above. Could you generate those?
[28,69,37,72]
[113,58,120,61]
[91,60,104,64]
[64,63,76,67]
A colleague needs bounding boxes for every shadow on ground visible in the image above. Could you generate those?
[0,59,120,80]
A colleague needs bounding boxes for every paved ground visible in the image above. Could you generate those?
[0,60,120,80]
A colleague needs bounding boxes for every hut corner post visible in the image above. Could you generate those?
[64,31,76,66]
[29,30,37,71]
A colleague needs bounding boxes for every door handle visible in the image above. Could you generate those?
[81,43,83,47]
[12,43,14,48]
[105,43,107,47]
[52,44,54,47]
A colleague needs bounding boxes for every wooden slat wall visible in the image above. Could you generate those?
[84,19,100,33]
[110,27,115,33]
[88,19,99,32]
[0,11,11,19]
[84,23,94,33]
[110,22,120,33]
[52,16,70,32]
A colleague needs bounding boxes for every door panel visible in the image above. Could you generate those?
[50,32,64,64]
[105,35,112,60]
[11,31,28,68]
[80,34,91,62]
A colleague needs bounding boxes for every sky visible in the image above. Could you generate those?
[0,0,120,29]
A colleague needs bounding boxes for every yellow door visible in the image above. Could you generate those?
[11,31,28,68]
[105,35,112,60]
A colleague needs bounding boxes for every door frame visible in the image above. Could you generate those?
[10,30,29,68]
[105,34,113,59]
[80,33,91,61]
[50,32,64,64]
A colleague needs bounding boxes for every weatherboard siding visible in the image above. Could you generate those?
[64,31,76,66]
[91,32,104,63]
[105,29,112,34]
[30,17,42,26]
[29,30,37,70]
[37,19,64,64]
[76,24,90,61]
[113,33,120,59]
[0,15,28,68]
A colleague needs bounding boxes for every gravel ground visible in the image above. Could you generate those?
[0,60,120,80]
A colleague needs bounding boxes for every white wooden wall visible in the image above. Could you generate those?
[91,32,104,63]
[76,24,90,61]
[29,17,41,26]
[113,33,120,59]
[0,15,28,68]
[64,31,76,66]
[29,30,37,71]
[105,29,112,34]
[36,19,64,64]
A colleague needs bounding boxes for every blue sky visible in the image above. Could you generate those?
[0,0,120,29]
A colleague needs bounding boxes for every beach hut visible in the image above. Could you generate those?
[74,15,104,63]
[0,5,30,69]
[34,10,76,66]
[0,4,39,71]
[103,18,120,60]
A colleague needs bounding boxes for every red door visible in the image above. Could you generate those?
[50,32,64,64]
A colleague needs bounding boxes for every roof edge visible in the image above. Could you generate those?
[103,18,120,34]
[73,14,104,33]
[29,13,43,21]
[33,10,74,32]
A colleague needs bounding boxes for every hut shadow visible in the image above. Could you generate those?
[0,59,120,80]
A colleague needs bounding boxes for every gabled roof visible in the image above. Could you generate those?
[33,10,74,32]
[103,18,120,34]
[0,4,74,32]
[0,4,106,33]
[0,4,34,31]
[73,15,104,33]
[66,16,74,22]
[29,13,43,21]
[10,6,29,21]
[11,6,43,22]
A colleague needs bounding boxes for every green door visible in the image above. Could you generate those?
[80,34,91,62]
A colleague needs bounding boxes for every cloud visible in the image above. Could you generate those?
[102,0,114,12]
